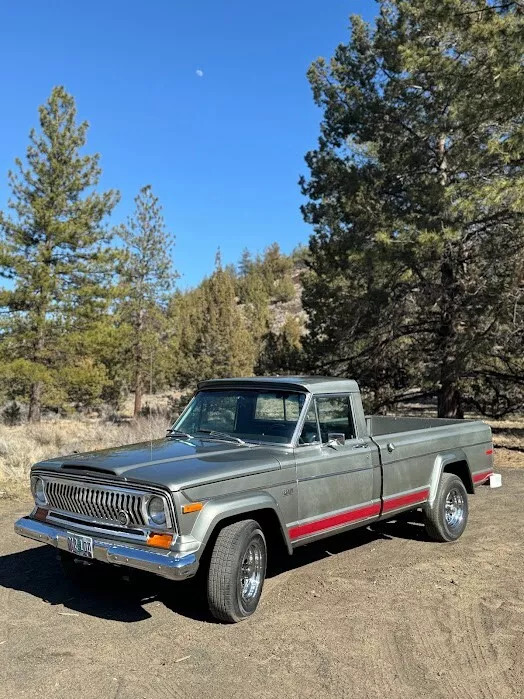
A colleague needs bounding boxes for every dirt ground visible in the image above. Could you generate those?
[0,454,522,699]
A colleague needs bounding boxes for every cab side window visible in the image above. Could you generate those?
[315,395,356,443]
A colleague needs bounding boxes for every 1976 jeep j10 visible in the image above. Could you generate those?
[15,376,494,622]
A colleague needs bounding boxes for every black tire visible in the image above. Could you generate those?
[207,519,267,623]
[424,473,469,542]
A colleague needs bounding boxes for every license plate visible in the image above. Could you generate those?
[66,533,94,559]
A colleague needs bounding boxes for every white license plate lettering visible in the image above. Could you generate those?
[66,533,94,559]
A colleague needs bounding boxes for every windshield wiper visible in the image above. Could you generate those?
[166,428,193,439]
[196,429,246,445]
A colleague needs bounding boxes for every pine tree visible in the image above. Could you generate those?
[301,0,523,417]
[165,288,202,388]
[117,185,177,416]
[238,248,253,277]
[0,86,119,421]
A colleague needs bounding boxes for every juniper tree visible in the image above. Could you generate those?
[256,315,304,375]
[236,244,298,356]
[0,86,119,421]
[167,258,256,387]
[118,185,177,416]
[192,260,256,380]
[301,0,524,417]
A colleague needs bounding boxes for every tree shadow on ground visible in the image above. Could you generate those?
[0,514,428,624]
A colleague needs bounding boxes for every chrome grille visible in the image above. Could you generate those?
[45,480,146,527]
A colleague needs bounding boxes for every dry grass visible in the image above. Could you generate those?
[0,415,170,498]
[120,391,182,419]
[485,417,524,450]
[495,448,524,469]
[485,417,524,469]
[0,413,522,499]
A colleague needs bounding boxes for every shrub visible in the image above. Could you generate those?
[2,401,21,426]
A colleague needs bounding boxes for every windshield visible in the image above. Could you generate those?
[173,389,307,444]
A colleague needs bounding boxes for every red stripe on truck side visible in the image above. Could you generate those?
[382,488,430,513]
[289,502,381,540]
[473,470,493,484]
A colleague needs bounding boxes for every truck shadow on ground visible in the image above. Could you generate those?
[0,513,429,624]
[268,509,429,576]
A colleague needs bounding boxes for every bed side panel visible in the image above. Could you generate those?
[371,421,492,499]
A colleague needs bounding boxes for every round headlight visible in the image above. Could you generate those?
[147,496,166,526]
[32,477,47,505]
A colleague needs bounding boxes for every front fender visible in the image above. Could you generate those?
[190,491,292,554]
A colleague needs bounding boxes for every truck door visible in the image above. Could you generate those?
[291,393,380,543]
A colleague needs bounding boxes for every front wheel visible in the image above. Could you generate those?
[424,473,469,542]
[207,519,267,623]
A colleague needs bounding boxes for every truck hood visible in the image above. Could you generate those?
[34,437,283,491]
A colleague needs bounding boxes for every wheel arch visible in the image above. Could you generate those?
[428,450,473,506]
[442,460,474,494]
[191,492,292,560]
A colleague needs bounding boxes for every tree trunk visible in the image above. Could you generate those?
[438,376,463,418]
[134,368,143,416]
[133,308,144,417]
[435,135,465,418]
[28,381,42,423]
[437,248,463,419]
[28,314,46,423]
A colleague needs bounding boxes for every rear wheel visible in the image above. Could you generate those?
[207,519,267,623]
[424,473,469,542]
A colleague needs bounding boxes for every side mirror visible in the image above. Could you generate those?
[327,432,346,447]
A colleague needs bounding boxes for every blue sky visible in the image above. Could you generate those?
[0,0,376,288]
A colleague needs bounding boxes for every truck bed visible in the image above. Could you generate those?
[365,415,493,500]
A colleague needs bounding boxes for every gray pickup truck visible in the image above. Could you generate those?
[15,377,494,622]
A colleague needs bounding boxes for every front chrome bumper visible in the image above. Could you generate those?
[14,517,198,581]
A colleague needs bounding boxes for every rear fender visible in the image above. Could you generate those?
[427,450,471,506]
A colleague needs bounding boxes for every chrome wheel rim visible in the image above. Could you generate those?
[445,488,464,528]
[240,539,264,603]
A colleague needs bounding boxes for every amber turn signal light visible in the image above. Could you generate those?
[147,533,173,549]
[182,502,204,514]
[34,507,48,521]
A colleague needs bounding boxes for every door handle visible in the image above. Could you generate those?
[352,442,368,449]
